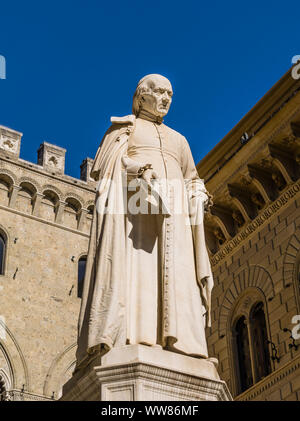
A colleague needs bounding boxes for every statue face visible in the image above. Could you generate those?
[140,76,173,118]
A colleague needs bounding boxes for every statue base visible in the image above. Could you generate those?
[60,345,232,401]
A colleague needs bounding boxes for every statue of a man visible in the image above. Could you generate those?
[76,74,214,368]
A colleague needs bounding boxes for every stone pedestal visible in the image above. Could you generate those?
[60,345,232,401]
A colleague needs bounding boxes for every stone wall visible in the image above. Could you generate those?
[0,128,96,399]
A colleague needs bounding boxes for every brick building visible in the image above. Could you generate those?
[198,65,300,400]
[0,65,299,401]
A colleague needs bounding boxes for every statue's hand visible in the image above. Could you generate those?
[141,169,158,185]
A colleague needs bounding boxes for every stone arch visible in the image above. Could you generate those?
[0,173,14,189]
[0,320,30,391]
[0,224,10,275]
[283,225,300,312]
[210,215,231,243]
[218,265,275,337]
[0,172,14,207]
[0,168,17,185]
[18,177,41,194]
[63,193,83,208]
[41,185,63,201]
[42,189,60,205]
[84,199,95,209]
[86,203,94,216]
[19,181,37,194]
[0,224,11,245]
[77,251,88,261]
[64,196,82,211]
[40,189,60,222]
[64,196,82,230]
[57,360,76,399]
[0,345,14,391]
[43,342,76,399]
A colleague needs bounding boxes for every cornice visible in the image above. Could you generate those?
[0,155,96,195]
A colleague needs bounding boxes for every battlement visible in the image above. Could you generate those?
[0,125,94,183]
[0,125,22,158]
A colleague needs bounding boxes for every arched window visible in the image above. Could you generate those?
[230,290,272,396]
[235,316,253,393]
[78,256,87,298]
[40,190,59,222]
[0,234,6,275]
[15,182,36,214]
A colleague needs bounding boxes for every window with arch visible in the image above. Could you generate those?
[0,233,7,275]
[78,256,87,298]
[0,174,13,207]
[231,291,271,395]
[15,182,36,214]
[64,198,81,230]
[40,190,59,222]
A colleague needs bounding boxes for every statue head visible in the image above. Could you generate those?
[132,74,173,118]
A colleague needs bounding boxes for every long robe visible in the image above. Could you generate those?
[76,115,214,367]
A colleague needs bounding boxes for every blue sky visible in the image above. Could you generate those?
[0,0,300,178]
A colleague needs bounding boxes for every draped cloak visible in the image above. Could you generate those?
[76,114,214,368]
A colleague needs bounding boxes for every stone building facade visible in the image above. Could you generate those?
[198,66,300,400]
[0,65,299,401]
[0,128,96,400]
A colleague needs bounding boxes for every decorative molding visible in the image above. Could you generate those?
[43,342,77,397]
[41,185,63,200]
[0,320,30,391]
[18,177,40,193]
[211,181,300,267]
[61,362,232,401]
[63,193,84,208]
[0,168,17,185]
[6,389,53,401]
[84,200,95,209]
[218,266,274,337]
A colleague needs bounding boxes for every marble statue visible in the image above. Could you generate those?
[76,74,214,369]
